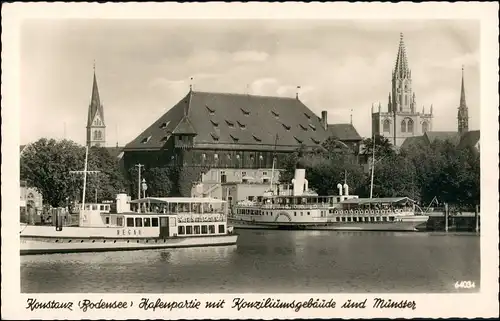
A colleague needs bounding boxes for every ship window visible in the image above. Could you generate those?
[307,212,310,215]
[294,212,296,216]
[347,217,351,222]
[341,217,346,222]
[135,218,143,227]
[389,216,395,222]
[336,217,340,222]
[353,217,357,222]
[92,204,98,210]
[186,226,193,234]
[194,226,201,234]
[116,217,124,227]
[105,217,110,224]
[376,217,381,221]
[370,217,375,222]
[218,224,225,233]
[383,217,387,222]
[178,226,185,235]
[144,218,151,227]
[201,225,208,234]
[126,218,134,227]
[301,212,304,216]
[209,225,216,234]
[152,218,159,227]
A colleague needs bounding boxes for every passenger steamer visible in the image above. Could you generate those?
[20,147,237,255]
[228,168,428,231]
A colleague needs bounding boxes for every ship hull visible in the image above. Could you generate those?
[229,216,428,232]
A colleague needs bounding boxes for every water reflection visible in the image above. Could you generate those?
[21,230,480,293]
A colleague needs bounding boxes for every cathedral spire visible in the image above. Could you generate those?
[393,32,410,79]
[458,65,469,134]
[86,63,106,147]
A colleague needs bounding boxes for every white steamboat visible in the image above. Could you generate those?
[20,147,237,255]
[228,168,428,231]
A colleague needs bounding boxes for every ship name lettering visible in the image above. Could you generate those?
[26,298,73,311]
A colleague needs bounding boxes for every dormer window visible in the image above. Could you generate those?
[160,135,170,142]
[299,124,308,131]
[309,124,316,131]
[252,135,262,142]
[210,120,219,127]
[304,112,311,119]
[141,136,152,144]
[210,133,219,141]
[206,105,215,115]
[160,121,170,129]
[237,121,246,129]
[311,137,320,144]
[282,123,291,131]
[230,134,239,142]
[226,120,234,128]
[294,136,303,144]
[271,110,279,118]
[240,108,250,116]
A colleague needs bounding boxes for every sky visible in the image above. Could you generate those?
[20,19,480,146]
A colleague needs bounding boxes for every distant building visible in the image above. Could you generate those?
[123,90,361,197]
[86,65,106,147]
[371,33,434,148]
[20,180,43,209]
[327,123,363,154]
[401,67,479,152]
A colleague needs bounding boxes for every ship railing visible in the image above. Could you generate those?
[260,204,328,210]
[328,208,415,216]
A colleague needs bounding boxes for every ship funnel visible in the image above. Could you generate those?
[304,178,309,192]
[292,168,306,196]
[337,183,343,196]
[343,183,349,196]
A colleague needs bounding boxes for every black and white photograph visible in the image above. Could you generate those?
[2,2,498,319]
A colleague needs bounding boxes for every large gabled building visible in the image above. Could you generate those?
[123,89,344,197]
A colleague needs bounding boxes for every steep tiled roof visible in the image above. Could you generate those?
[327,123,362,142]
[457,130,480,150]
[424,131,461,145]
[400,136,427,150]
[104,146,125,159]
[124,90,331,151]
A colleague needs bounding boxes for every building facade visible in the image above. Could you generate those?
[122,90,349,197]
[372,33,434,148]
[86,66,106,147]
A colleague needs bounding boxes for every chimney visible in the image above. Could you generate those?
[321,110,328,130]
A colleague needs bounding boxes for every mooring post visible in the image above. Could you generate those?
[444,203,449,232]
[475,204,479,233]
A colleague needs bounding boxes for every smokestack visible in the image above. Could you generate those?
[321,110,328,130]
[337,183,343,196]
[343,183,349,196]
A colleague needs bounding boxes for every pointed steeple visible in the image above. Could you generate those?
[458,65,469,134]
[86,62,106,147]
[87,63,104,127]
[460,65,467,107]
[393,33,410,79]
[388,92,392,112]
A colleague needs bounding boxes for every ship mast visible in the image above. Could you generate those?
[70,146,100,210]
[369,134,376,199]
[269,134,279,193]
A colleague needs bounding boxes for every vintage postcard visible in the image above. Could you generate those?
[2,2,499,319]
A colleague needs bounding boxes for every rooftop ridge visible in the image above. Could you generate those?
[191,89,300,101]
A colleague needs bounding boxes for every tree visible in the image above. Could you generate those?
[361,134,395,159]
[127,166,176,198]
[20,139,127,207]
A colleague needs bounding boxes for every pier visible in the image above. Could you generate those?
[419,204,480,232]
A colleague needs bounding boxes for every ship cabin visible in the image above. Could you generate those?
[328,197,416,223]
[78,195,231,238]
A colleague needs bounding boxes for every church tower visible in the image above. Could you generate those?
[86,64,106,147]
[457,66,469,135]
[371,33,433,148]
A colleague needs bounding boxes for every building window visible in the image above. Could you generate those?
[422,121,428,133]
[407,118,414,133]
[401,120,406,133]
[383,119,391,133]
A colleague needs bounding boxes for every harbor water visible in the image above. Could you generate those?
[21,229,480,293]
